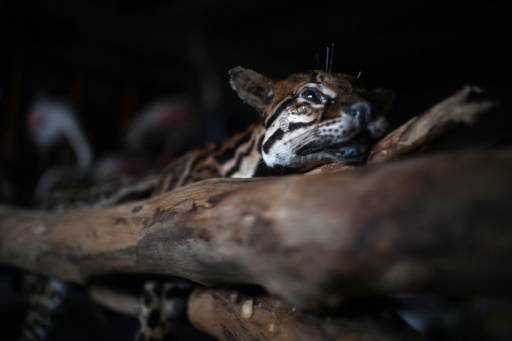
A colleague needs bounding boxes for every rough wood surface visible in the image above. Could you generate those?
[1,149,511,311]
[188,287,425,341]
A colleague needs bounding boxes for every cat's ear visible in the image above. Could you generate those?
[366,88,395,139]
[229,66,276,114]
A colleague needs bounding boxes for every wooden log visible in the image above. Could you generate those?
[87,281,426,340]
[1,148,512,311]
[187,287,425,341]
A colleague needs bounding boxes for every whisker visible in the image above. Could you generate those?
[290,133,319,153]
[329,43,334,73]
[325,46,330,72]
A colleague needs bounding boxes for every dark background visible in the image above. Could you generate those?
[0,0,511,340]
[1,0,511,203]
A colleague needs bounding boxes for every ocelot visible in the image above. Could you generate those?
[21,66,394,341]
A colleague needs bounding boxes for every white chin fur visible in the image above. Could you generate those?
[263,150,322,169]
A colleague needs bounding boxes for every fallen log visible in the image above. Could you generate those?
[1,148,511,311]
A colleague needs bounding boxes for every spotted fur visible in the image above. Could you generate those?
[23,66,394,341]
[135,281,191,341]
[19,275,67,341]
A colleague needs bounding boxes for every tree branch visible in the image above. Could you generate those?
[188,287,425,341]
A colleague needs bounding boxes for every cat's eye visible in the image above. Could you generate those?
[300,89,322,103]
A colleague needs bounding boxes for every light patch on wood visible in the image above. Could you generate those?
[269,322,275,332]
[30,224,46,234]
[241,299,253,319]
[174,198,195,211]
[243,214,256,226]
[381,261,428,287]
